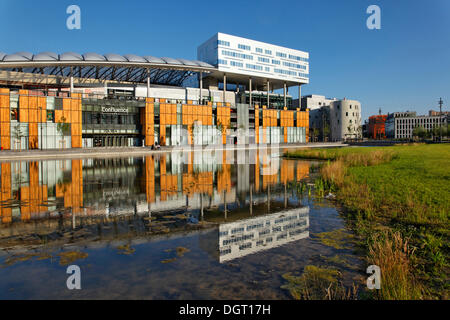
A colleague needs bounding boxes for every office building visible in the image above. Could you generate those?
[368,114,388,139]
[302,95,362,141]
[385,111,448,139]
[0,33,310,150]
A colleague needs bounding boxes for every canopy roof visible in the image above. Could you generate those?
[0,52,216,86]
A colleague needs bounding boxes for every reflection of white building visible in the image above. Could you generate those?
[218,207,309,262]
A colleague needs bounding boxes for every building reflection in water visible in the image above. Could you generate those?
[217,207,309,263]
[0,150,311,248]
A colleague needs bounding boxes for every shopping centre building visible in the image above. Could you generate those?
[0,33,310,150]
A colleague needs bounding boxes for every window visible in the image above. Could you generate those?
[346,112,348,116]
[274,68,297,76]
[217,59,227,65]
[47,110,54,122]
[265,49,272,55]
[265,67,270,72]
[258,56,270,63]
[230,61,243,68]
[255,47,263,53]
[276,52,287,58]
[222,50,253,60]
[272,59,280,65]
[289,54,309,62]
[246,63,263,71]
[217,40,230,47]
[238,44,251,51]
[282,61,306,69]
[10,109,18,121]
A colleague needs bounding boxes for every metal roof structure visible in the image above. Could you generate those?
[0,52,216,86]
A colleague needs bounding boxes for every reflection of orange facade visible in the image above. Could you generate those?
[217,164,231,194]
[49,160,83,216]
[160,156,177,201]
[259,157,310,191]
[183,172,213,197]
[259,152,278,190]
[20,162,48,220]
[183,153,214,197]
[160,174,178,201]
[0,163,12,223]
[296,161,309,181]
[281,160,295,184]
[0,160,83,222]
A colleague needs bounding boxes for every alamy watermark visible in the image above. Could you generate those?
[66,5,81,30]
[366,265,381,289]
[366,5,381,30]
[66,265,82,290]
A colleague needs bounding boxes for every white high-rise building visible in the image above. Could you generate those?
[198,32,309,84]
[197,32,309,105]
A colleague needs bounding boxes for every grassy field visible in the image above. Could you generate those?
[286,144,449,299]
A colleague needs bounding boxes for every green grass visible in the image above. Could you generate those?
[285,144,450,299]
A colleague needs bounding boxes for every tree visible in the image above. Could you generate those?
[323,124,330,142]
[432,126,440,140]
[57,116,70,149]
[413,126,426,141]
[12,123,24,151]
[310,128,319,142]
[216,119,228,145]
[356,125,363,140]
[346,125,353,140]
[189,122,196,146]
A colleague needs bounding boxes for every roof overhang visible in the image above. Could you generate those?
[206,70,307,91]
[0,52,217,86]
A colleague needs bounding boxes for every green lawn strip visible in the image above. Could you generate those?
[285,144,450,299]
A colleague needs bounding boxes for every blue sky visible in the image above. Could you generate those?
[0,0,449,121]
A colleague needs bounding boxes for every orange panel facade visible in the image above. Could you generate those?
[145,99,155,146]
[0,89,10,150]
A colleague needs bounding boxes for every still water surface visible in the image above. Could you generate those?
[0,148,363,299]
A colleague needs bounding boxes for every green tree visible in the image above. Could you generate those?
[346,125,353,140]
[12,124,24,151]
[57,116,70,149]
[310,128,319,142]
[356,125,363,140]
[413,126,426,141]
[216,119,228,144]
[323,124,330,142]
[189,122,196,146]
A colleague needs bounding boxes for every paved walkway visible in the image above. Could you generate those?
[0,142,347,161]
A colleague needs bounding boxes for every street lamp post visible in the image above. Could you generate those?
[439,98,443,142]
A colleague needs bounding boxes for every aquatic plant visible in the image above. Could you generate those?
[282,265,358,300]
[58,251,88,266]
[367,230,423,300]
[314,229,354,250]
